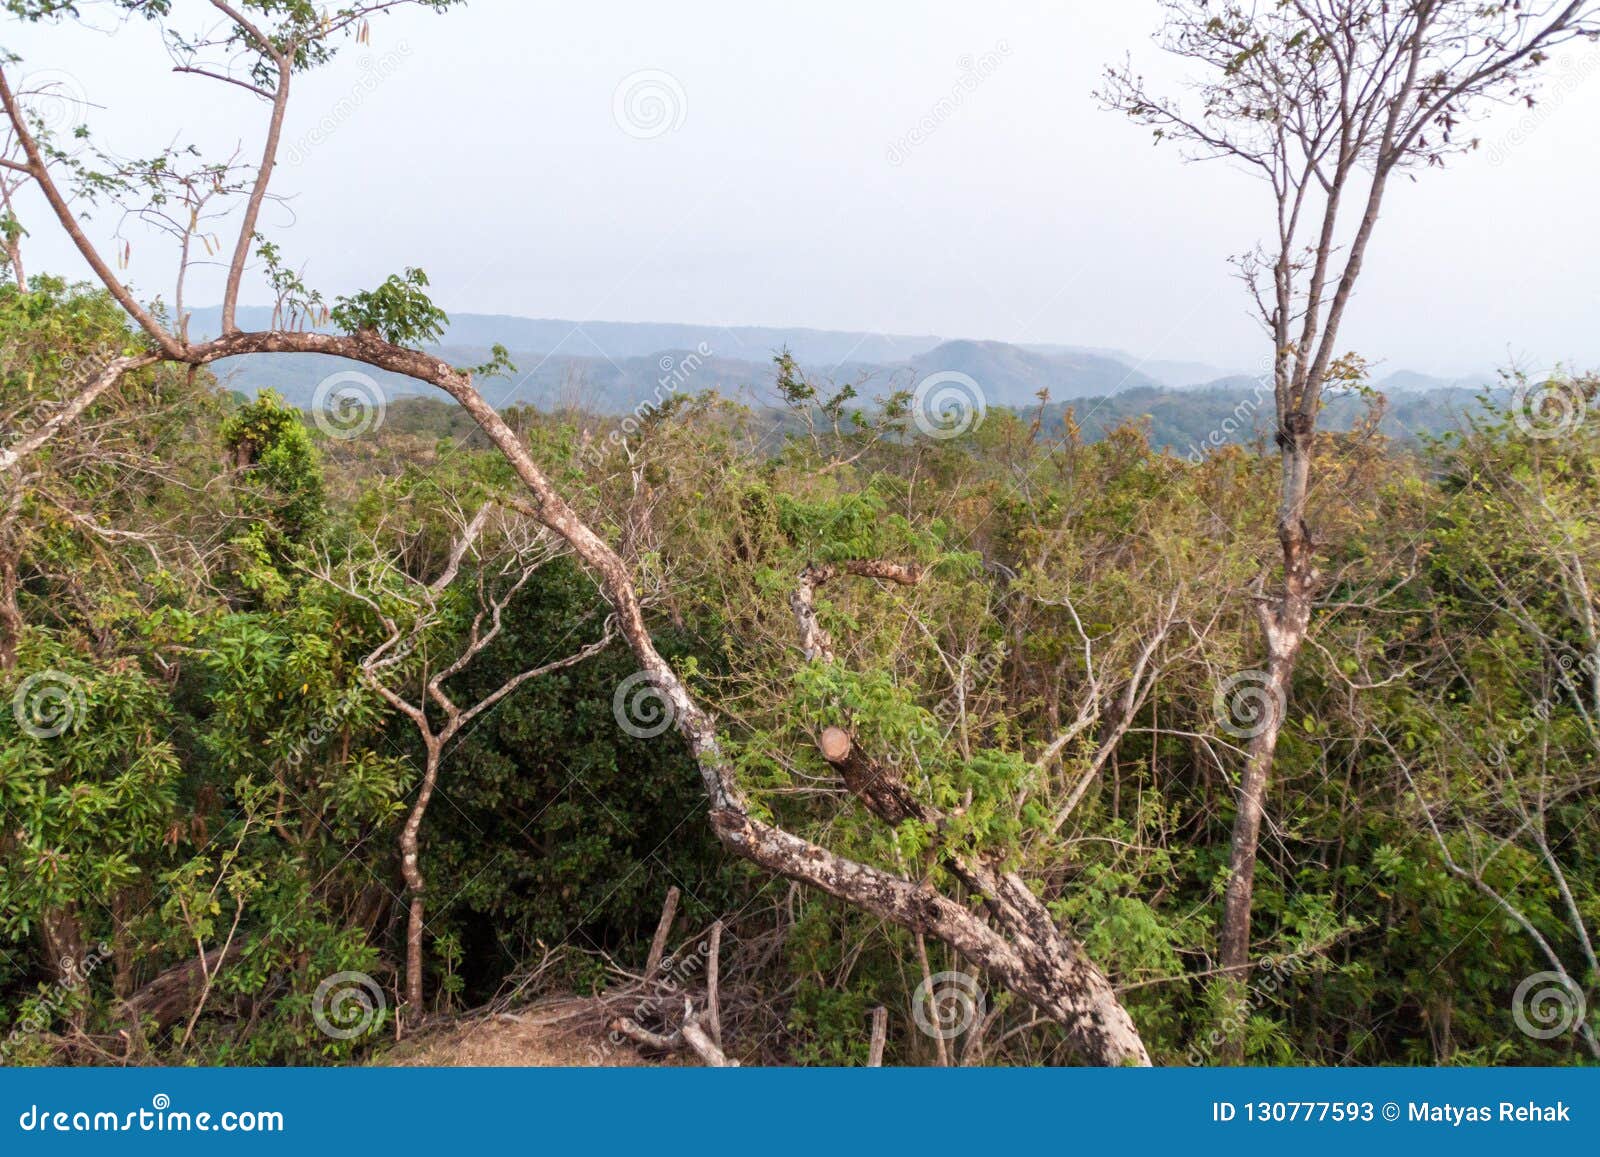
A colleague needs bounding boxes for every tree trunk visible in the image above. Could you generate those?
[710,806,1149,1064]
[1218,647,1299,969]
[1216,434,1317,1060]
[3,233,25,293]
[399,742,442,1015]
[810,725,1148,1064]
[120,942,240,1033]
[39,904,85,986]
[405,896,425,1015]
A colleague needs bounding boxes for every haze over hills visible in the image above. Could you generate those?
[189,306,1493,425]
[1022,344,1243,390]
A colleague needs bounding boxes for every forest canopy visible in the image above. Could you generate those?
[2,272,1597,1064]
[1,0,1597,1069]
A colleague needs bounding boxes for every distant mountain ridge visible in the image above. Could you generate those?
[1044,383,1496,454]
[186,306,945,369]
[186,306,1490,415]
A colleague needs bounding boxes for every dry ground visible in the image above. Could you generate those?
[379,1006,670,1067]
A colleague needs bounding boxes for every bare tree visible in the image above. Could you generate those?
[1101,1,1600,1016]
[318,501,614,1015]
[0,1,1150,1062]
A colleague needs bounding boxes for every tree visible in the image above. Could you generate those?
[0,1,1149,1061]
[1101,0,1600,1038]
[317,500,614,1016]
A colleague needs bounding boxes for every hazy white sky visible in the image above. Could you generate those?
[5,0,1599,375]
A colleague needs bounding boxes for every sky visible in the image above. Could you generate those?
[3,0,1599,378]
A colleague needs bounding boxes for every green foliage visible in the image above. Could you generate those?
[220,389,326,536]
[417,566,735,980]
[3,277,1598,1068]
[331,267,448,347]
[463,342,515,380]
[254,238,327,330]
[0,645,181,944]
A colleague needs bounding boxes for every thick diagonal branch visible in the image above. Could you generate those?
[795,564,1149,1064]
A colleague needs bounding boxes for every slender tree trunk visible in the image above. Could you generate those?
[1216,432,1317,1060]
[39,903,85,986]
[405,896,425,1015]
[1218,647,1299,967]
[399,741,442,1015]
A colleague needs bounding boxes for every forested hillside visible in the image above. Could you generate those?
[3,277,1596,1065]
[2,0,1597,1075]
